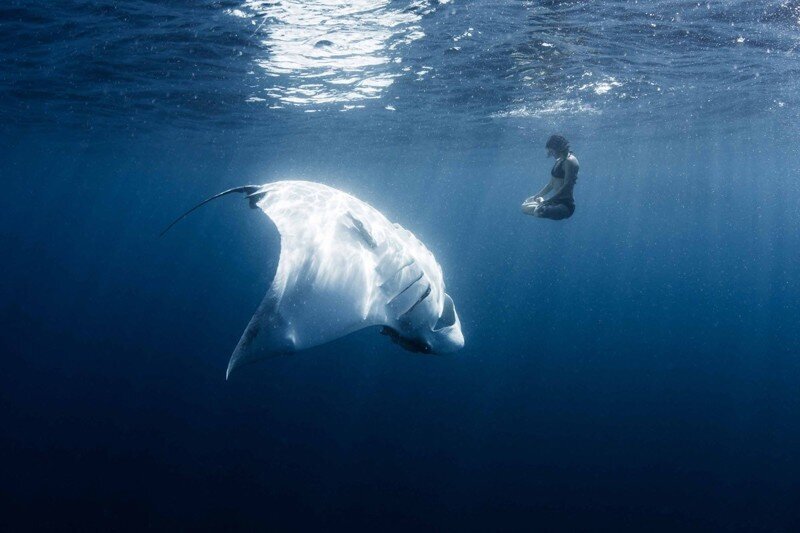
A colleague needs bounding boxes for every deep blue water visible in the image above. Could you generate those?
[2,1,800,530]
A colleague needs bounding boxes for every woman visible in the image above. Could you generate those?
[522,134,579,220]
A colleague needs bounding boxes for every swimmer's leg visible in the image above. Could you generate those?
[535,203,575,220]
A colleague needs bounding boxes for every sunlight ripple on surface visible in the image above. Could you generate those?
[231,0,430,108]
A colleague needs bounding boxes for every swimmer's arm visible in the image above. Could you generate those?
[533,180,554,200]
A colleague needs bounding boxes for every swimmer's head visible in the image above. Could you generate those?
[546,134,570,157]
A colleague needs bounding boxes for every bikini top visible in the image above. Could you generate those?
[551,153,570,179]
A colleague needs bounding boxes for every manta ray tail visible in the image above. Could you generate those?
[160,185,262,237]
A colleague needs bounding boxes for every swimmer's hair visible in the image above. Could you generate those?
[546,134,570,153]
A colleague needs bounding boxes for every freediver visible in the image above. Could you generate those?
[522,134,579,220]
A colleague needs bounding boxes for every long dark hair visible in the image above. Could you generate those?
[546,134,570,154]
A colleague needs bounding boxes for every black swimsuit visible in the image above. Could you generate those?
[551,157,567,179]
[538,154,576,220]
[548,155,576,205]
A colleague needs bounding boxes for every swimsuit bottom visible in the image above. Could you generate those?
[539,198,575,220]
[544,198,574,208]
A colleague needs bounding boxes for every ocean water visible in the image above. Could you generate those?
[2,1,800,530]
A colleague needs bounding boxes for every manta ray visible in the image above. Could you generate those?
[163,180,464,378]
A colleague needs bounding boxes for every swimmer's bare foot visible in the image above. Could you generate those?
[522,202,539,215]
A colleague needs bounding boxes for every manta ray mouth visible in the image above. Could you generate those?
[380,327,432,354]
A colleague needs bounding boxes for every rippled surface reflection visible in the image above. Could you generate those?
[1,0,799,131]
[229,0,437,108]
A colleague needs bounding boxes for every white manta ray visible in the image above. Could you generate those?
[163,180,464,378]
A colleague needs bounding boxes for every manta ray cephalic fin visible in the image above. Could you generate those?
[160,185,262,237]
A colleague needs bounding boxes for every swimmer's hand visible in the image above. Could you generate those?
[522,196,543,206]
[522,197,542,215]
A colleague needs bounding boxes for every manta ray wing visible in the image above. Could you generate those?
[228,181,438,375]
